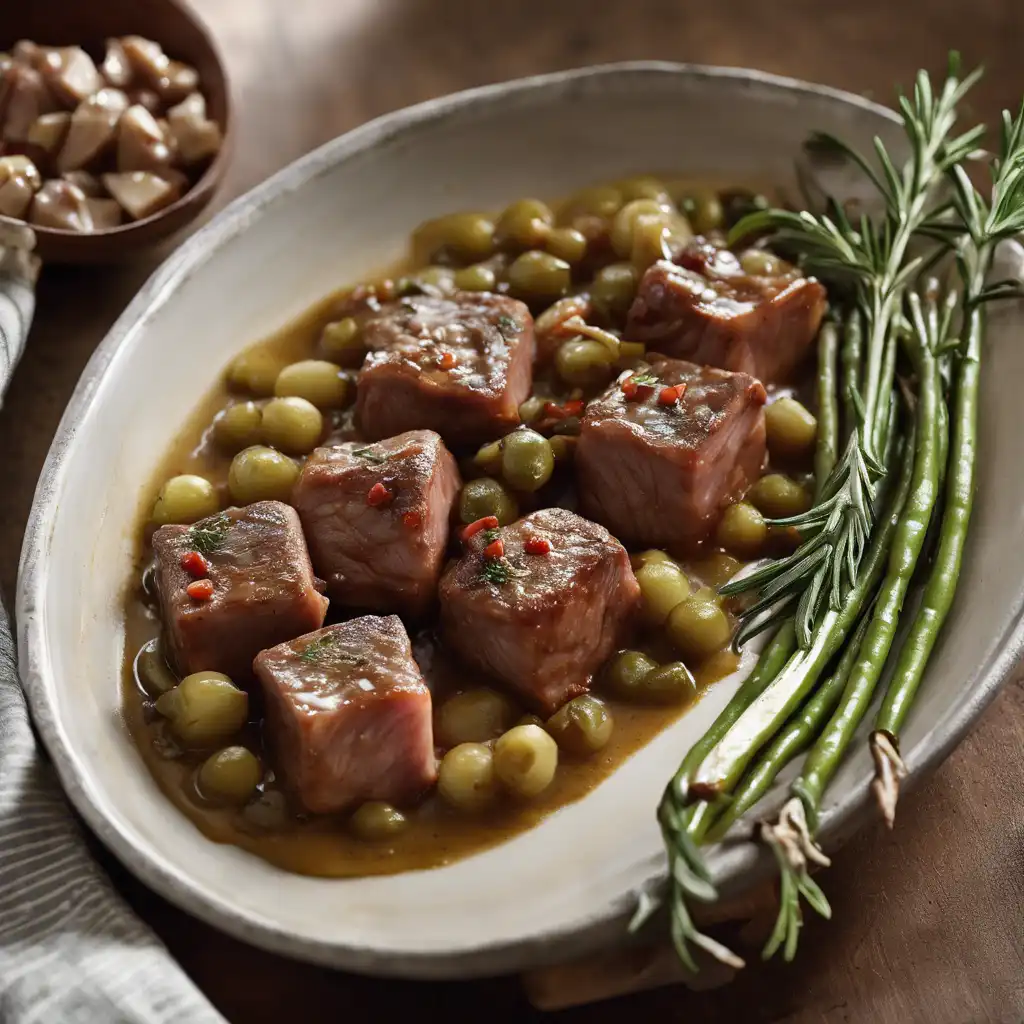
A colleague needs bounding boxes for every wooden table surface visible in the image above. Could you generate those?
[3,1,1023,1021]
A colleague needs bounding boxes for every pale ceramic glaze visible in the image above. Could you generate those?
[17,63,1024,979]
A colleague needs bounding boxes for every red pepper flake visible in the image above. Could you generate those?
[438,350,456,370]
[180,550,209,578]
[402,510,423,529]
[658,383,688,406]
[367,482,393,507]
[562,399,585,417]
[186,579,214,601]
[543,401,568,420]
[620,376,638,399]
[462,515,499,541]
[483,538,505,560]
[524,536,552,555]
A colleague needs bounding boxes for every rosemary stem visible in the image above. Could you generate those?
[814,322,840,499]
[839,309,864,443]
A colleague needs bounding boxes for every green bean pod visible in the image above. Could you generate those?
[813,322,840,500]
[794,333,940,825]
[840,309,864,443]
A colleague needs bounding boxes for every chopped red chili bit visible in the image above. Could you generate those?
[483,538,505,560]
[179,550,209,578]
[657,383,688,406]
[366,482,393,507]
[438,350,456,370]
[543,401,569,420]
[461,515,500,541]
[562,399,585,417]
[402,510,423,529]
[620,375,638,398]
[186,579,215,601]
[524,536,552,555]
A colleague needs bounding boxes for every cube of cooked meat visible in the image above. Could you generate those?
[292,429,461,617]
[576,356,767,551]
[438,508,640,713]
[356,292,535,447]
[626,240,827,382]
[254,615,436,814]
[152,501,328,681]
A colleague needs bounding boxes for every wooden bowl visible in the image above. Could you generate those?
[1,0,232,264]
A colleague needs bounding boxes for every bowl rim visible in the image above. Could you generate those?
[16,59,1024,977]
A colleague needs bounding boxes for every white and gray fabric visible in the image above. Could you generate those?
[0,225,224,1023]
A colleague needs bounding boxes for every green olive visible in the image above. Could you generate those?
[458,477,519,525]
[436,688,517,748]
[453,263,497,292]
[274,359,347,409]
[630,548,676,571]
[508,250,571,303]
[321,317,365,365]
[695,551,744,589]
[212,401,264,453]
[437,743,499,812]
[546,695,613,756]
[602,649,659,700]
[493,724,559,799]
[197,746,261,805]
[641,661,698,705]
[558,185,623,224]
[155,672,248,748]
[228,446,300,504]
[495,198,554,250]
[226,349,282,396]
[555,338,615,388]
[473,439,504,475]
[545,227,587,264]
[501,428,555,492]
[260,397,323,455]
[136,638,178,696]
[715,502,768,558]
[518,395,545,425]
[405,265,455,293]
[549,434,577,463]
[765,398,818,460]
[666,597,733,661]
[615,176,670,202]
[748,473,811,519]
[611,199,666,258]
[680,188,724,235]
[151,474,219,526]
[635,560,692,626]
[739,249,782,277]
[349,801,408,841]
[590,262,638,321]
[413,212,495,263]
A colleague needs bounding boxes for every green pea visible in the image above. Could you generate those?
[611,199,667,258]
[156,672,248,748]
[681,188,724,235]
[349,802,408,841]
[212,401,263,453]
[459,477,518,525]
[641,661,698,704]
[226,349,282,396]
[739,249,782,277]
[241,788,289,831]
[493,724,559,799]
[405,265,455,293]
[495,198,553,250]
[748,474,811,519]
[260,397,323,455]
[501,428,555,492]
[590,262,638,321]
[614,176,670,202]
[555,338,614,388]
[274,360,347,409]
[546,695,613,756]
[136,638,178,696]
[558,185,623,224]
[549,434,577,464]
[720,189,770,230]
[545,227,587,264]
[507,250,571,302]
[197,746,261,805]
[603,649,658,700]
[436,688,517,748]
[228,446,300,504]
[453,263,497,292]
[151,474,219,526]
[518,395,545,425]
[473,440,504,475]
[765,398,818,460]
[635,560,692,626]
[715,502,768,558]
[413,212,495,263]
[437,743,499,812]
[695,551,744,589]
[321,317,365,365]
[630,549,676,571]
[666,597,732,661]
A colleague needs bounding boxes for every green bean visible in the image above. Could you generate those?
[840,309,863,444]
[813,322,839,500]
[793,320,939,827]
[704,613,871,841]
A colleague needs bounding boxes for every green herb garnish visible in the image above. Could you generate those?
[352,446,387,464]
[482,528,501,544]
[497,315,520,334]
[480,559,514,585]
[300,633,365,666]
[187,512,230,556]
[632,372,659,386]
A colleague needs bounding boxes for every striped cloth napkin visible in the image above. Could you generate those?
[0,225,224,1023]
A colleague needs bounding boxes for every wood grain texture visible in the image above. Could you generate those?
[1,1,1021,1020]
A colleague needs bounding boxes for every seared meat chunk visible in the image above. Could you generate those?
[152,501,328,681]
[254,615,435,814]
[356,292,535,446]
[438,508,640,713]
[576,356,767,551]
[292,429,461,617]
[626,240,827,382]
